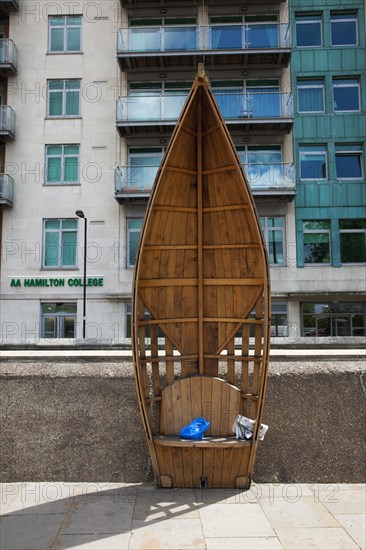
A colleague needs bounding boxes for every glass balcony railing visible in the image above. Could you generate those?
[0,106,16,137]
[118,23,291,53]
[115,163,295,194]
[0,39,18,70]
[117,92,293,123]
[0,174,14,204]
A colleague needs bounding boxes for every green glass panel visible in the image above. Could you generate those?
[210,16,241,23]
[303,220,330,231]
[50,28,64,51]
[65,89,80,115]
[62,231,77,266]
[42,303,57,314]
[43,317,56,338]
[64,157,78,182]
[66,80,80,90]
[69,16,81,25]
[48,80,63,90]
[339,219,366,230]
[130,18,162,26]
[45,219,60,230]
[128,232,141,266]
[128,219,143,230]
[47,157,61,182]
[63,316,75,338]
[340,233,366,263]
[59,303,77,314]
[50,17,65,25]
[336,144,362,152]
[304,233,329,244]
[47,145,62,155]
[48,91,63,116]
[45,231,59,267]
[64,145,79,155]
[67,27,80,51]
[62,219,77,229]
[165,17,196,25]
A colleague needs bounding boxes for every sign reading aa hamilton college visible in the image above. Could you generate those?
[10,277,104,288]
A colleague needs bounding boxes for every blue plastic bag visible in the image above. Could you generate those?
[179,417,210,440]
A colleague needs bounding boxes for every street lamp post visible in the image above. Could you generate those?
[75,210,87,338]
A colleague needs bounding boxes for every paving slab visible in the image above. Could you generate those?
[0,513,65,550]
[129,518,205,549]
[1,482,76,515]
[205,536,283,549]
[51,533,131,549]
[260,495,340,529]
[133,488,200,520]
[275,527,360,549]
[334,514,366,549]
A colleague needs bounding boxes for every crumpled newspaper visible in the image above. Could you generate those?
[232,415,268,441]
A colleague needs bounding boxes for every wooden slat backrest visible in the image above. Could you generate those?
[160,376,242,437]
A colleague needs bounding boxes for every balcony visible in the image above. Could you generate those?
[0,0,19,13]
[0,174,14,205]
[116,91,293,136]
[0,39,18,74]
[117,23,291,70]
[115,162,295,204]
[0,106,15,139]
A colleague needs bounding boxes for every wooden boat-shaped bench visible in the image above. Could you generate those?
[132,66,270,489]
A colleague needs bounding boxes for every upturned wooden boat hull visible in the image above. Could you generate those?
[132,67,270,489]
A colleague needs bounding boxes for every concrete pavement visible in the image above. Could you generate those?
[1,483,365,549]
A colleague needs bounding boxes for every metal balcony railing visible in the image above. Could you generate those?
[0,106,16,137]
[0,39,18,71]
[0,174,14,204]
[115,162,295,194]
[117,23,291,53]
[116,92,293,123]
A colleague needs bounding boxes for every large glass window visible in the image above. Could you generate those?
[129,17,197,52]
[43,219,77,268]
[127,218,143,268]
[302,303,365,337]
[127,148,163,189]
[41,303,77,338]
[299,145,327,180]
[335,144,363,179]
[333,78,360,112]
[297,79,324,112]
[49,16,81,52]
[237,145,283,189]
[330,13,357,46]
[339,220,366,264]
[46,145,80,184]
[47,79,81,117]
[259,216,285,266]
[295,14,322,47]
[303,220,331,265]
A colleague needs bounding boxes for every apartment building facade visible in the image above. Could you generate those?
[0,0,364,344]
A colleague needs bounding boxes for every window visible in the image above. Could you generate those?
[299,145,327,180]
[295,14,322,47]
[41,303,77,338]
[335,144,363,179]
[237,145,284,189]
[302,303,365,337]
[330,13,357,46]
[297,79,324,112]
[47,79,81,117]
[339,220,366,264]
[46,145,80,184]
[127,218,143,268]
[271,302,288,337]
[303,220,331,264]
[49,16,81,52]
[333,78,360,112]
[128,148,163,189]
[43,219,77,268]
[125,302,163,338]
[259,216,285,265]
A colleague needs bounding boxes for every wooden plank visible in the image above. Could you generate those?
[153,206,197,213]
[165,338,174,386]
[220,382,230,436]
[139,278,263,288]
[144,245,198,251]
[203,204,251,213]
[192,448,203,487]
[241,324,250,417]
[210,377,222,436]
[203,165,236,176]
[212,448,224,487]
[182,447,194,487]
[172,447,185,487]
[165,165,197,176]
[203,244,260,250]
[150,325,160,400]
[221,448,234,488]
[180,378,192,427]
[201,376,212,436]
[197,89,204,375]
[153,436,252,448]
[190,376,202,420]
[252,296,263,419]
[203,448,214,487]
[171,381,183,435]
[160,386,174,435]
[227,338,235,385]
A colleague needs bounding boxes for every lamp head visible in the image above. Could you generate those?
[75,210,85,219]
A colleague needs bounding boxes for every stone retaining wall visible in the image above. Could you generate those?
[1,360,365,483]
